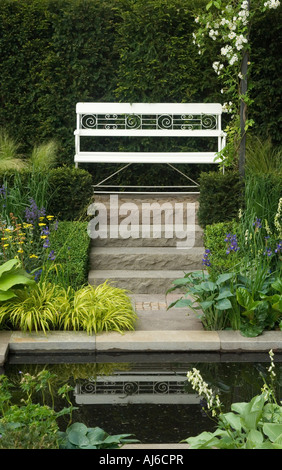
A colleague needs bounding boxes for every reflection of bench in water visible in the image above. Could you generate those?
[74,370,201,405]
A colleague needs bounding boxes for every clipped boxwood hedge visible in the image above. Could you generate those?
[198,171,242,228]
[203,220,241,279]
[48,166,93,221]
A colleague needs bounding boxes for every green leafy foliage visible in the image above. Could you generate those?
[168,270,282,336]
[0,0,119,162]
[0,281,62,333]
[183,352,282,449]
[114,0,219,103]
[0,259,35,302]
[0,404,61,449]
[249,8,282,145]
[0,370,73,449]
[167,271,239,330]
[0,371,139,449]
[237,278,282,337]
[184,393,282,449]
[47,221,90,289]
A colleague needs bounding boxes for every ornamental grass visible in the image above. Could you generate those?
[0,280,137,335]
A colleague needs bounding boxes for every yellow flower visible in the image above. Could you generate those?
[41,235,48,239]
[3,244,9,247]
[39,217,45,221]
[17,249,24,253]
[46,215,54,220]
[38,223,46,226]
[29,254,38,259]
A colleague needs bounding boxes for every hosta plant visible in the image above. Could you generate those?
[0,258,35,302]
[167,271,240,331]
[182,351,282,449]
[58,422,139,449]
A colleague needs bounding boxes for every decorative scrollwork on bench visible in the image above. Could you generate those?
[80,113,218,131]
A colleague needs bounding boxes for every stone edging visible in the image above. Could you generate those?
[1,330,281,363]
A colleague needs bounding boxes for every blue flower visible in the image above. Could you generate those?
[225,233,239,254]
[34,269,42,282]
[25,198,46,224]
[253,217,262,229]
[0,184,7,198]
[202,248,211,267]
[48,250,56,261]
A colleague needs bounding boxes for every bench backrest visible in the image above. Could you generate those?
[75,102,223,136]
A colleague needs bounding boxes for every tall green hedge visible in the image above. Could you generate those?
[249,8,282,144]
[0,0,120,162]
[114,0,219,103]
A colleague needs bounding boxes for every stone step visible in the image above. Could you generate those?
[88,194,200,225]
[88,269,196,294]
[90,224,204,247]
[88,194,203,295]
[89,246,204,271]
[93,194,200,204]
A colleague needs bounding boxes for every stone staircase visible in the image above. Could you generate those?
[88,194,204,295]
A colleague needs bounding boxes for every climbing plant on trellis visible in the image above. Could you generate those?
[191,0,281,176]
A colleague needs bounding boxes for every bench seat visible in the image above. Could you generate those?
[74,151,218,164]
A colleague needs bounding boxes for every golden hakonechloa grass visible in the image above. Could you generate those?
[0,282,60,334]
[57,282,137,335]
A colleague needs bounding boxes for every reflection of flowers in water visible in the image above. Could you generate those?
[200,398,209,417]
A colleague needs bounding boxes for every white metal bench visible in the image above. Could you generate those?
[74,102,226,193]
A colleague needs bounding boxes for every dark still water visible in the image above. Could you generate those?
[3,352,282,444]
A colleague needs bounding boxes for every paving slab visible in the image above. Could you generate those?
[122,443,189,449]
[9,331,96,353]
[135,309,203,331]
[1,294,282,359]
[2,329,282,358]
[95,330,220,352]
